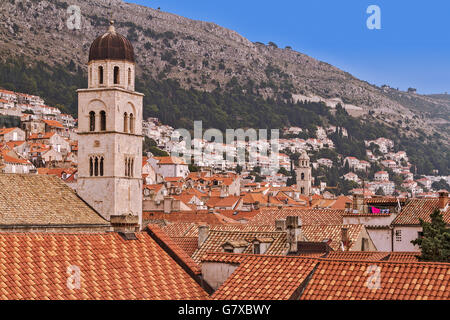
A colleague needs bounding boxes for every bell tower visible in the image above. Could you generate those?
[77,21,143,227]
[296,150,312,196]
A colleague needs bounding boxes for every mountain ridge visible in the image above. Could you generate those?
[0,0,448,143]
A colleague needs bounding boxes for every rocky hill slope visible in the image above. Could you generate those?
[0,0,448,143]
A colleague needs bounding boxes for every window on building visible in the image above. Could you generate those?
[361,238,369,251]
[89,111,96,132]
[114,66,120,84]
[253,243,260,254]
[395,230,402,242]
[89,67,92,84]
[130,158,134,177]
[100,111,106,131]
[129,113,135,133]
[100,157,104,176]
[301,187,305,195]
[124,113,129,133]
[94,157,99,177]
[128,68,132,85]
[301,173,305,180]
[99,66,104,85]
[89,157,93,176]
[124,158,128,177]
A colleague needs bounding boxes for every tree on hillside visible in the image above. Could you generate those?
[432,179,450,191]
[412,209,450,263]
[375,187,385,196]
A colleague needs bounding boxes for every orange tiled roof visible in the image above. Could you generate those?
[248,207,344,226]
[207,253,450,300]
[143,211,238,226]
[0,232,210,300]
[300,258,450,300]
[0,127,18,135]
[387,252,420,262]
[302,224,365,251]
[28,132,55,140]
[393,198,450,225]
[192,229,288,264]
[209,253,318,300]
[326,251,391,261]
[146,224,201,275]
[172,237,199,257]
[42,119,64,128]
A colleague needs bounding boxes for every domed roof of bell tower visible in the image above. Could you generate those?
[88,21,135,63]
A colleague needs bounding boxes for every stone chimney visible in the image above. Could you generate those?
[163,197,173,214]
[286,216,302,253]
[352,194,365,213]
[110,214,140,234]
[275,219,287,231]
[345,202,352,213]
[341,227,350,251]
[198,224,210,248]
[438,190,449,210]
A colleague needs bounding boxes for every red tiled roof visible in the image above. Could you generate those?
[206,253,450,300]
[146,224,201,275]
[172,237,199,257]
[392,198,450,225]
[28,132,55,140]
[192,229,287,264]
[143,211,238,226]
[209,253,318,300]
[326,251,391,261]
[0,127,18,135]
[301,259,450,300]
[42,119,64,128]
[302,224,364,251]
[248,207,344,226]
[0,232,210,300]
[387,252,420,262]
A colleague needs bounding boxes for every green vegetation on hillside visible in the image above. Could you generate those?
[0,57,448,175]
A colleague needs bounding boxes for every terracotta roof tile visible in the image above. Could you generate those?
[248,207,345,226]
[0,174,108,227]
[209,253,318,300]
[393,199,450,225]
[146,224,201,275]
[0,232,210,300]
[301,259,450,300]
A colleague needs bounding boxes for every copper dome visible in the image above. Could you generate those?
[88,21,135,63]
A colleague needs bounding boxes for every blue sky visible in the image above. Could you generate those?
[127,0,450,94]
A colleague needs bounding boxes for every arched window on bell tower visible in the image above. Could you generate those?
[129,113,135,133]
[100,111,106,131]
[89,111,96,132]
[114,66,120,84]
[94,157,99,177]
[128,68,132,86]
[89,157,94,177]
[99,66,104,85]
[124,113,129,133]
[100,157,104,176]
[301,173,305,180]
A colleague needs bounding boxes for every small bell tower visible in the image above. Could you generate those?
[77,21,143,227]
[296,150,312,196]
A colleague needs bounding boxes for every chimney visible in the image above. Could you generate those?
[110,214,139,234]
[163,197,173,214]
[286,216,302,253]
[352,194,365,213]
[341,227,349,251]
[198,224,210,248]
[438,190,449,210]
[275,219,287,231]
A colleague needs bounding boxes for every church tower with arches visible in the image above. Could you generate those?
[296,150,312,196]
[77,21,143,226]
